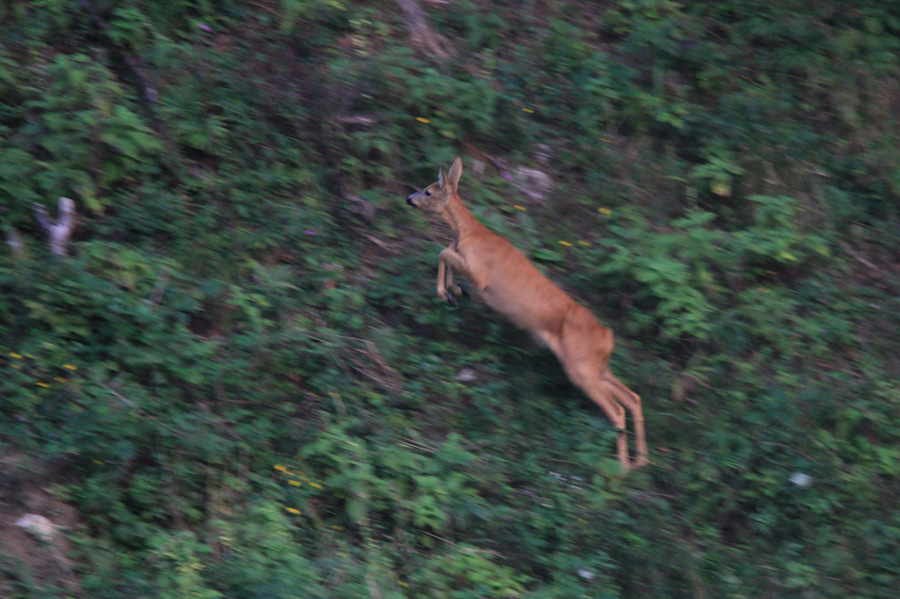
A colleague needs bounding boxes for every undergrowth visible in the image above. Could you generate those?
[1,1,899,597]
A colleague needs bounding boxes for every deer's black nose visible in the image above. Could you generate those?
[406,195,415,206]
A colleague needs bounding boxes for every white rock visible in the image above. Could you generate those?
[512,167,554,203]
[15,513,56,542]
[457,368,477,382]
[789,472,812,487]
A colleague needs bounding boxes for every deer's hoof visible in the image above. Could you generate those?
[444,291,457,306]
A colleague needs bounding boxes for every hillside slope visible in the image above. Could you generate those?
[2,1,899,597]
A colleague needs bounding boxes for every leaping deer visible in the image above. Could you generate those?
[406,157,647,470]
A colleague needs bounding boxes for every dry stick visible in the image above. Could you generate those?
[97,381,138,409]
[394,0,452,61]
[335,115,378,127]
[77,0,192,190]
[365,570,385,599]
[397,437,438,453]
[363,340,401,385]
[149,267,171,305]
[421,529,455,545]
[76,0,158,105]
[97,382,184,437]
[5,229,24,256]
[839,241,882,275]
[34,198,76,256]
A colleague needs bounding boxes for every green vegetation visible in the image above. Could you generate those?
[2,0,899,597]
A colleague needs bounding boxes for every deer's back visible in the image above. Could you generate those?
[460,231,585,335]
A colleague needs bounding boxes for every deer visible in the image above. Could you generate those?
[406,157,647,471]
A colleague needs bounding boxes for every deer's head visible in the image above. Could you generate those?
[406,157,463,212]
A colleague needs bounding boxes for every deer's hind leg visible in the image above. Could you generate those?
[604,372,646,467]
[562,360,631,470]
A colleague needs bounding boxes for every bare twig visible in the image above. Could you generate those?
[149,267,171,304]
[98,382,187,437]
[397,437,438,453]
[363,233,389,249]
[365,570,384,599]
[98,381,138,409]
[421,529,455,545]
[77,0,158,105]
[394,0,453,61]
[334,115,378,127]
[363,340,402,387]
[34,197,76,256]
[5,228,24,256]
[839,241,882,275]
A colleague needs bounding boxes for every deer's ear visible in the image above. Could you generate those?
[438,168,446,190]
[447,157,463,190]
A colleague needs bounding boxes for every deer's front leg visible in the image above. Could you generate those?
[445,263,464,298]
[444,241,466,298]
[437,247,485,305]
[437,249,465,305]
[436,251,453,305]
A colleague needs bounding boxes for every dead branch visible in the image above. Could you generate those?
[334,115,378,127]
[149,267,171,304]
[77,0,158,105]
[5,228,24,256]
[394,0,453,61]
[839,241,882,276]
[34,197,76,256]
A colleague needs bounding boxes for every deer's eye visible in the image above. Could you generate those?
[425,190,432,197]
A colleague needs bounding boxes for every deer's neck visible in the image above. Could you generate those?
[441,193,484,241]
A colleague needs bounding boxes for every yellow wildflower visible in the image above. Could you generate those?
[578,240,590,246]
[37,382,50,388]
[286,507,302,515]
[309,482,323,489]
[331,525,344,531]
[54,377,67,383]
[289,480,302,486]
[522,108,535,113]
[416,117,430,123]
[63,364,77,370]
[274,464,288,471]
[12,365,21,370]
[559,241,573,247]
[598,208,612,215]
[513,205,526,211]
[9,353,22,359]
